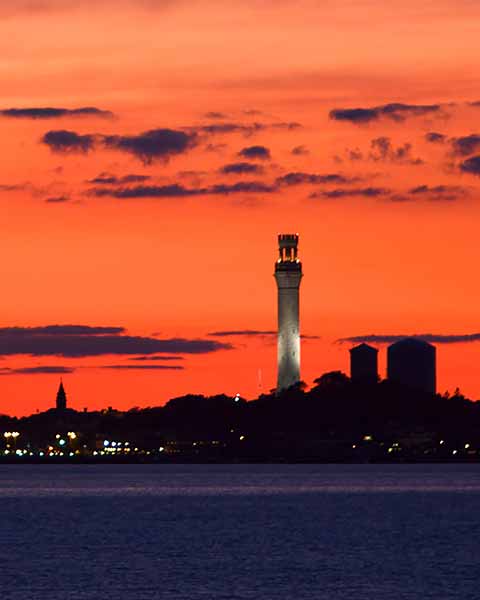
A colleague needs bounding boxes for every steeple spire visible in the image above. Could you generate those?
[56,379,67,411]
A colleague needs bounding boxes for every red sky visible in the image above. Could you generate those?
[1,0,480,415]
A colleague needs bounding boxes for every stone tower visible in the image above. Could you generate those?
[274,234,303,391]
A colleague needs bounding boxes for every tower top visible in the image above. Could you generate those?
[276,233,301,271]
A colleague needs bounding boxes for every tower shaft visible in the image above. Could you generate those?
[275,234,302,391]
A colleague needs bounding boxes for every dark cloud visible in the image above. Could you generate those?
[238,145,271,160]
[330,102,442,124]
[209,181,275,195]
[89,184,200,199]
[42,122,294,162]
[330,107,378,124]
[276,172,358,186]
[98,364,184,371]
[0,325,230,357]
[311,187,390,199]
[425,132,447,144]
[208,330,320,340]
[407,184,467,201]
[339,334,480,345]
[220,162,264,175]
[369,137,423,164]
[128,355,184,361]
[87,173,150,185]
[45,195,69,203]
[459,156,480,176]
[291,145,309,156]
[103,129,197,164]
[88,181,276,199]
[192,122,299,137]
[208,330,276,337]
[0,366,75,376]
[42,128,197,163]
[0,325,125,335]
[2,107,112,119]
[195,123,261,135]
[41,130,96,153]
[450,134,480,157]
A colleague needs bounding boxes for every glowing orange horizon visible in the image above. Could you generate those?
[1,1,480,416]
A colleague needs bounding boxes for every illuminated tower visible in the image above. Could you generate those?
[274,234,303,391]
[56,380,67,411]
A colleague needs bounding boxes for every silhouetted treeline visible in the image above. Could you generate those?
[1,372,479,462]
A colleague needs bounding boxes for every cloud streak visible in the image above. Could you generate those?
[220,162,264,175]
[128,355,184,361]
[0,366,75,376]
[0,325,231,357]
[208,330,276,337]
[87,173,150,185]
[330,102,442,124]
[2,107,112,119]
[311,187,390,199]
[339,333,480,344]
[208,330,320,340]
[276,172,359,186]
[88,181,276,199]
[98,364,184,371]
[191,122,300,136]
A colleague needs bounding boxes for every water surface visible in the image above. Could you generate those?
[0,464,478,599]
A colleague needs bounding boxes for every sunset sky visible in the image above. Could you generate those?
[2,0,480,415]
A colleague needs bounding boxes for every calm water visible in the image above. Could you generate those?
[0,464,479,600]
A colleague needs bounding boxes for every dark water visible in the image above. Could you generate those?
[0,464,479,600]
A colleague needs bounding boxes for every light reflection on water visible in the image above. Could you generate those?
[1,463,480,495]
[0,465,479,599]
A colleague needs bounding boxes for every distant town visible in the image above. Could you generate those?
[0,338,477,463]
[1,234,475,463]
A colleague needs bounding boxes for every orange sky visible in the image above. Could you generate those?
[1,0,480,415]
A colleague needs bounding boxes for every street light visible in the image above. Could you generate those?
[4,431,20,450]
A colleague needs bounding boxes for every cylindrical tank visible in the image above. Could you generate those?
[387,338,436,394]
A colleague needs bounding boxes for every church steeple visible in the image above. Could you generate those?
[56,379,67,411]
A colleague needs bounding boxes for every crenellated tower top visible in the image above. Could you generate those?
[276,233,302,272]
